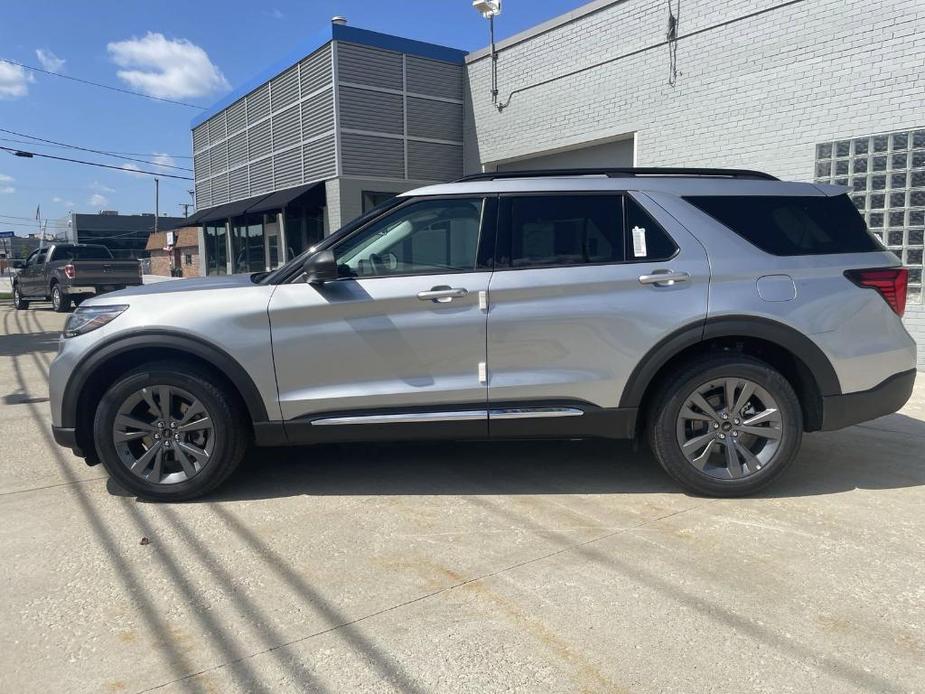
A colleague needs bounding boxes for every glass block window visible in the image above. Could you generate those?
[815,127,925,304]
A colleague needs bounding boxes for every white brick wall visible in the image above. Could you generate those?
[465,0,925,367]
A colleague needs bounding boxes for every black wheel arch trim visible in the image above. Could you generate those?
[61,330,270,429]
[619,315,842,409]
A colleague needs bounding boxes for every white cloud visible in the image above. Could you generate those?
[0,61,33,99]
[35,48,65,73]
[89,193,109,207]
[0,173,13,193]
[0,174,13,183]
[266,8,284,19]
[52,196,76,207]
[119,162,145,177]
[151,152,176,169]
[90,181,116,193]
[107,32,229,99]
[0,186,14,194]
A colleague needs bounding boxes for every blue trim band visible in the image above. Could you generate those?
[192,24,465,129]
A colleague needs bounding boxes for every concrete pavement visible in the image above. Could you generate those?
[0,305,923,693]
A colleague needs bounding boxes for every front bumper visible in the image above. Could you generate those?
[820,369,916,431]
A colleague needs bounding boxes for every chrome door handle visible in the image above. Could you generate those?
[417,286,468,303]
[638,270,690,287]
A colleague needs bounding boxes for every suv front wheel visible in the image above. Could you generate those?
[648,355,802,497]
[93,362,248,501]
[12,284,29,310]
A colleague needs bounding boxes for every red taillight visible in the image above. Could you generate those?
[63,263,76,280]
[845,267,908,317]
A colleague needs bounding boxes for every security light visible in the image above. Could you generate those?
[473,0,501,18]
[473,1,503,110]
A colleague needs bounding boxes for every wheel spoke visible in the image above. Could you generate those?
[178,416,211,433]
[115,415,156,434]
[177,441,210,465]
[724,379,738,413]
[679,406,713,422]
[736,442,763,472]
[732,382,756,417]
[689,392,721,423]
[129,442,162,474]
[179,399,206,425]
[724,439,744,478]
[141,388,162,419]
[175,446,199,478]
[146,447,165,482]
[690,439,716,470]
[743,408,780,426]
[114,429,149,442]
[738,425,781,440]
[681,431,716,458]
[157,386,173,421]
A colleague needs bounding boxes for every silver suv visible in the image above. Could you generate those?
[48,168,917,501]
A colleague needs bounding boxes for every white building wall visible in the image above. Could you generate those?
[466,0,925,366]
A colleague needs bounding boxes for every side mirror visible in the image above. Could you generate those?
[302,249,338,285]
[10,259,24,269]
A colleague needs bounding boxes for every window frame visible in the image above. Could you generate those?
[492,191,678,272]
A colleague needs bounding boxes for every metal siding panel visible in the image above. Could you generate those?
[272,104,301,151]
[339,86,403,135]
[247,84,271,124]
[300,44,332,96]
[337,42,402,91]
[248,119,272,160]
[407,140,462,181]
[227,131,247,169]
[273,146,302,189]
[194,150,210,180]
[249,157,273,195]
[195,181,211,209]
[341,133,404,178]
[210,172,229,205]
[406,57,463,101]
[208,113,227,144]
[271,65,300,110]
[303,135,337,182]
[229,166,248,201]
[406,97,463,142]
[301,88,334,140]
[192,124,209,153]
[226,99,247,135]
[209,141,228,176]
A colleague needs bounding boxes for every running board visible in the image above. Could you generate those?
[310,407,583,426]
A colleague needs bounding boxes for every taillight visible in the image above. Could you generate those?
[845,267,908,317]
[63,263,76,280]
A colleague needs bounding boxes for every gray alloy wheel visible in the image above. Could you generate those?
[12,285,28,310]
[111,384,215,485]
[675,377,782,480]
[51,284,71,312]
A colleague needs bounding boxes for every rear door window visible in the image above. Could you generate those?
[53,246,112,260]
[684,194,881,255]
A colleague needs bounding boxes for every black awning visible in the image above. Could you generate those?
[247,182,321,214]
[186,183,322,224]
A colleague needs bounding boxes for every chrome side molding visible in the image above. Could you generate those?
[310,407,584,426]
[488,407,583,419]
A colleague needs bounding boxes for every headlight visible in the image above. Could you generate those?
[63,305,129,338]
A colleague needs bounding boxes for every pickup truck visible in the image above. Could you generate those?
[12,243,142,313]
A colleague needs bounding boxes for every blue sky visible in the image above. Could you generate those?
[0,0,586,237]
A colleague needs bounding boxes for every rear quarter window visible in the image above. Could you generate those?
[684,194,882,255]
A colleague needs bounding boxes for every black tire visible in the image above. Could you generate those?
[51,283,71,313]
[647,354,802,497]
[93,362,249,501]
[12,284,29,310]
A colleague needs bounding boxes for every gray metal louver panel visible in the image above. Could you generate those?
[227,131,247,169]
[247,84,271,124]
[195,181,211,210]
[341,133,404,178]
[249,157,273,195]
[407,97,463,142]
[226,99,247,135]
[406,57,463,101]
[210,172,229,205]
[209,141,228,176]
[303,135,336,182]
[339,86,403,135]
[194,150,210,180]
[407,140,462,181]
[208,113,227,144]
[273,146,302,189]
[229,166,248,202]
[272,104,301,151]
[301,89,334,140]
[300,45,332,96]
[337,43,402,91]
[271,65,300,110]
[192,125,209,153]
[247,119,271,160]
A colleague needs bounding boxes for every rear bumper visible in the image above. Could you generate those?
[820,369,916,431]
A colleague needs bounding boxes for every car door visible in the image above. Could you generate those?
[21,249,46,296]
[485,191,710,437]
[269,196,495,440]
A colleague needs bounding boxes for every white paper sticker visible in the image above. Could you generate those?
[631,225,647,257]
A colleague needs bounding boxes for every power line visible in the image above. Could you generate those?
[0,58,207,110]
[0,146,194,180]
[0,132,192,161]
[0,129,192,171]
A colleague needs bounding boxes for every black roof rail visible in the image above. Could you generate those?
[456,167,778,182]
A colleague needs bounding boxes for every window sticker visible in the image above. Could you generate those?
[632,225,647,257]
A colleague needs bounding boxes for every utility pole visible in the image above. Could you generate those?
[179,202,193,217]
[154,177,160,233]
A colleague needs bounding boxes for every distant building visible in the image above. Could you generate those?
[70,212,187,259]
[145,227,202,278]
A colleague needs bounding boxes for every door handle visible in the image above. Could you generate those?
[417,286,468,303]
[638,270,690,287]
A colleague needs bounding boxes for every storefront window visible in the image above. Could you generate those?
[204,223,228,275]
[284,206,325,258]
[232,215,265,273]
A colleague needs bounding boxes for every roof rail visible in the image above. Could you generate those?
[456,167,778,182]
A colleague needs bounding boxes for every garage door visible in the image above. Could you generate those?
[495,137,634,171]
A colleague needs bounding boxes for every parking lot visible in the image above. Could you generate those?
[0,304,923,693]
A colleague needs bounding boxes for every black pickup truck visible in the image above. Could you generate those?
[12,243,142,312]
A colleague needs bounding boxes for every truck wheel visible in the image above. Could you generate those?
[51,284,71,313]
[93,362,249,501]
[647,354,802,497]
[12,285,29,310]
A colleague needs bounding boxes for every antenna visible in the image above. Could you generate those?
[472,1,503,111]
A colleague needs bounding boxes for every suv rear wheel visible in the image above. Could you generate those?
[51,283,71,313]
[12,284,29,310]
[648,355,802,497]
[93,362,248,501]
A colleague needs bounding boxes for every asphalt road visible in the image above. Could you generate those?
[0,304,923,693]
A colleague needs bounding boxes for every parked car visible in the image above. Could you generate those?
[49,168,917,501]
[13,243,142,312]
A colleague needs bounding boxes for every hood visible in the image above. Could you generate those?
[85,274,259,302]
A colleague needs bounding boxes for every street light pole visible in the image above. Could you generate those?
[154,178,160,233]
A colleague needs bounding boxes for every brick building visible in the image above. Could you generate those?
[145,227,202,278]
